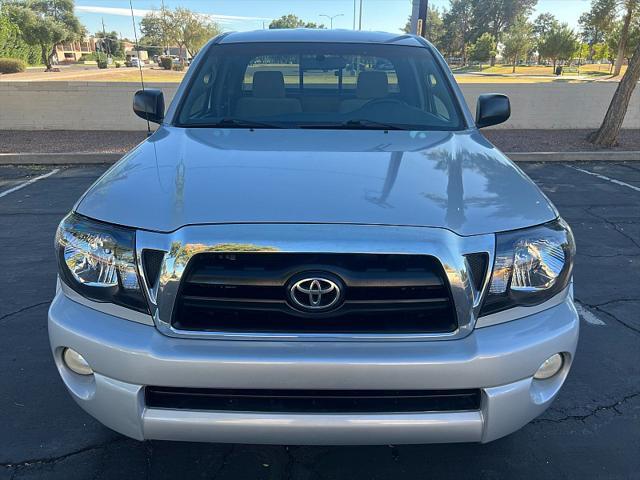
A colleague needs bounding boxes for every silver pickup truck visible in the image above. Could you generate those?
[49,29,577,445]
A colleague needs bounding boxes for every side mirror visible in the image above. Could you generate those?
[133,89,164,124]
[476,94,510,128]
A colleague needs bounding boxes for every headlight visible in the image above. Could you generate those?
[55,213,148,313]
[480,219,575,315]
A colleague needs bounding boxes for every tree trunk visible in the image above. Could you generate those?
[512,56,516,73]
[41,45,51,71]
[590,42,640,147]
[613,5,634,76]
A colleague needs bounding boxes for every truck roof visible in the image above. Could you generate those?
[218,29,427,47]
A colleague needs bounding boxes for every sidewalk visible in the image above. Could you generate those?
[0,129,638,163]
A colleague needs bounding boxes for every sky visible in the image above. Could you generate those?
[74,0,592,40]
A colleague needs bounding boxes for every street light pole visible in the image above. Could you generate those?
[319,13,344,29]
[358,0,363,30]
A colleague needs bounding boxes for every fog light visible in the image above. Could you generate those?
[63,348,93,376]
[534,353,563,380]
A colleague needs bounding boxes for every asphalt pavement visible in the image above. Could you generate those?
[0,162,639,479]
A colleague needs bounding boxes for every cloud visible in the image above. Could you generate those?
[75,5,268,24]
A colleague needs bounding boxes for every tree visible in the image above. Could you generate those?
[269,14,325,29]
[140,9,169,54]
[593,42,611,68]
[608,15,640,65]
[579,0,618,58]
[501,16,535,72]
[470,32,497,62]
[443,0,474,64]
[533,12,558,63]
[177,10,221,56]
[590,40,640,146]
[0,10,40,64]
[5,0,83,71]
[470,0,538,65]
[533,12,558,38]
[538,23,579,71]
[95,30,123,59]
[141,7,221,60]
[402,6,446,51]
[612,0,639,75]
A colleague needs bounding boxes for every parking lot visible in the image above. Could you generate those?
[1,161,639,479]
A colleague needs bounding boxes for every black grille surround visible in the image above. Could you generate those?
[172,253,457,335]
[145,387,481,413]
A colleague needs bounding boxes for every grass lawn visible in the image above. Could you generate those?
[0,63,625,84]
[454,63,626,78]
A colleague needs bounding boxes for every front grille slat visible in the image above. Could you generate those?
[173,253,457,334]
[145,387,482,413]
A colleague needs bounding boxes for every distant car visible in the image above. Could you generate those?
[128,57,141,68]
[50,29,578,446]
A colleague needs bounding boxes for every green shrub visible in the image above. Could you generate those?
[160,56,173,70]
[172,62,185,71]
[79,53,96,62]
[0,57,26,74]
[95,52,108,69]
[115,61,121,68]
[0,13,40,65]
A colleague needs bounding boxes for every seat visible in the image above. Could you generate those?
[339,71,389,113]
[235,71,302,117]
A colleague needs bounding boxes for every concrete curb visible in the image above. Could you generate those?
[0,150,639,165]
[0,152,122,164]
[507,151,640,162]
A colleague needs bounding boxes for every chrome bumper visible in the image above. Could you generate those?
[48,290,579,445]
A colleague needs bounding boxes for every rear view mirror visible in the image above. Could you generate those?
[476,94,510,128]
[133,89,165,124]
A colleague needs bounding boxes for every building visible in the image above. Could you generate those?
[53,38,97,63]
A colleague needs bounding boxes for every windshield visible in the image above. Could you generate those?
[175,42,464,130]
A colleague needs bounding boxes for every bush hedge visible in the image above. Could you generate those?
[172,62,185,71]
[0,57,26,74]
[0,14,40,65]
[160,56,173,70]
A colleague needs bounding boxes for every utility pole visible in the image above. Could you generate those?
[161,0,168,55]
[358,0,363,30]
[410,0,428,37]
[101,17,110,60]
[320,13,344,29]
[353,0,357,30]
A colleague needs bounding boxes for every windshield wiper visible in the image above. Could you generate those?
[341,119,407,130]
[188,117,288,129]
[299,119,406,130]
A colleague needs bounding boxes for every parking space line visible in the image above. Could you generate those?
[575,302,607,326]
[0,168,60,198]
[568,165,640,193]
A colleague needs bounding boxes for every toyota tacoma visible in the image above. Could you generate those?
[49,29,578,445]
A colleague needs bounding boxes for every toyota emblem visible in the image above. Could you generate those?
[288,276,343,311]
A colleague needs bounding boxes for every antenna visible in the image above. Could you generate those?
[129,0,151,135]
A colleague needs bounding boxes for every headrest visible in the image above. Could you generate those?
[252,71,286,98]
[356,71,389,99]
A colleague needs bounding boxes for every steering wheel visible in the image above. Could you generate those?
[360,97,406,109]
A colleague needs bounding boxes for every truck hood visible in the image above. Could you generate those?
[76,127,557,236]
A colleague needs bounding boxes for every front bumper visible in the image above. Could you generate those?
[48,290,579,445]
